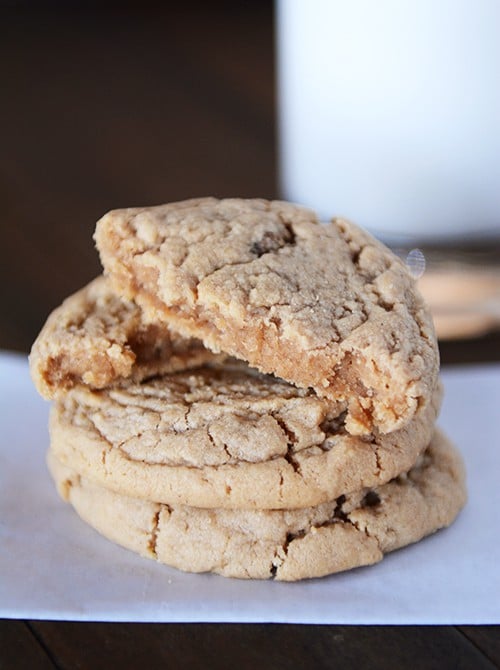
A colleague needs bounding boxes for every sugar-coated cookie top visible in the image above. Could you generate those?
[95,197,439,435]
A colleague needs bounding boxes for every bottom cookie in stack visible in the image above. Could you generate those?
[48,429,465,581]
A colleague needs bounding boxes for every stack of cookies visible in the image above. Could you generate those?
[30,198,466,581]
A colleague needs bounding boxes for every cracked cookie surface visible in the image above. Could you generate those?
[49,362,442,509]
[47,429,466,581]
[30,276,220,399]
[95,197,439,435]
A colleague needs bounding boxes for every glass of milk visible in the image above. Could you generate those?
[277,0,500,246]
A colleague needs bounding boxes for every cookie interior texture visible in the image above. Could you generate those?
[29,276,221,399]
[49,362,442,510]
[95,197,439,435]
[47,429,466,581]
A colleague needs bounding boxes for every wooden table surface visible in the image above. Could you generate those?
[1,3,499,668]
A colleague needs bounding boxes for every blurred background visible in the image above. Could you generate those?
[0,1,499,360]
[0,1,276,353]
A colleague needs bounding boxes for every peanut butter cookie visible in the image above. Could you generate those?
[95,198,438,434]
[49,362,442,510]
[47,429,465,581]
[30,276,220,399]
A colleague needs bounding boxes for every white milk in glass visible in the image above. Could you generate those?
[277,0,500,243]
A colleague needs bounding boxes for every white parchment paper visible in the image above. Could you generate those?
[1,351,499,623]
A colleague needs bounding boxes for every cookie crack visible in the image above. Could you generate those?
[369,285,396,314]
[182,403,192,431]
[373,443,383,476]
[347,516,383,552]
[273,415,297,448]
[335,221,392,280]
[333,494,349,522]
[319,410,348,438]
[332,489,385,551]
[250,218,297,258]
[270,529,305,579]
[271,487,384,579]
[87,415,114,450]
[283,450,301,474]
[188,216,299,293]
[148,506,161,559]
[273,415,302,474]
[206,426,233,465]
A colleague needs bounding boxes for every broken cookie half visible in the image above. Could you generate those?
[95,197,439,435]
[29,275,222,399]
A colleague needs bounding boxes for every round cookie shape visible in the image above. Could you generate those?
[49,362,442,510]
[95,197,439,435]
[30,276,221,399]
[47,429,466,581]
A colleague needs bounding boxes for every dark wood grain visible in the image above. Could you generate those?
[459,627,500,668]
[0,621,56,670]
[0,2,276,353]
[22,623,497,670]
[0,2,498,668]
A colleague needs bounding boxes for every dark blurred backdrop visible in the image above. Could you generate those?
[0,1,276,352]
[1,1,498,366]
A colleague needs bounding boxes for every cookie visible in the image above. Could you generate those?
[47,429,466,581]
[49,362,442,510]
[30,276,221,399]
[94,197,438,434]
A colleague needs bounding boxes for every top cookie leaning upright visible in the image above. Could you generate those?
[95,197,438,435]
